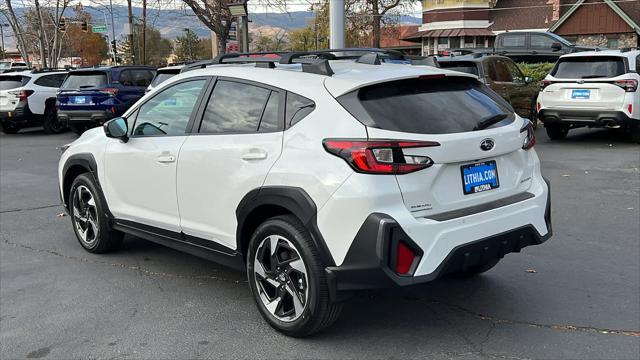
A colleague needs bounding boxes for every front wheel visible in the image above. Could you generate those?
[546,124,569,140]
[247,215,342,337]
[69,173,123,253]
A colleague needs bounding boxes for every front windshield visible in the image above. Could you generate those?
[547,33,574,46]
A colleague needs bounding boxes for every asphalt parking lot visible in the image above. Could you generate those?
[1,127,638,359]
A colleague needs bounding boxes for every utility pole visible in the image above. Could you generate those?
[109,0,117,64]
[141,0,146,65]
[127,0,135,64]
[329,0,345,49]
[0,24,7,58]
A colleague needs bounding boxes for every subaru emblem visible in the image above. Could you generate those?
[480,139,495,151]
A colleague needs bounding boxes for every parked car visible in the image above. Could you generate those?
[57,66,156,134]
[436,54,540,127]
[537,49,640,142]
[0,61,29,73]
[446,32,601,63]
[146,64,184,93]
[58,50,551,337]
[0,69,69,134]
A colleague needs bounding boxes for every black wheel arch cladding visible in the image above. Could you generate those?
[236,186,336,267]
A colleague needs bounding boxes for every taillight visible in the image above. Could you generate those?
[98,88,119,96]
[614,79,638,92]
[536,102,541,113]
[628,104,633,114]
[520,120,536,150]
[396,242,417,275]
[323,139,439,175]
[9,90,34,102]
[540,80,553,91]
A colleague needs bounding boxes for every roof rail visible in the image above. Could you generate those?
[31,68,70,73]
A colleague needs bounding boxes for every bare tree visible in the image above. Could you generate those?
[33,0,48,68]
[2,0,31,66]
[181,0,233,54]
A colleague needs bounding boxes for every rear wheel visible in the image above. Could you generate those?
[69,173,123,253]
[42,106,66,134]
[247,215,342,337]
[1,123,20,134]
[546,124,569,140]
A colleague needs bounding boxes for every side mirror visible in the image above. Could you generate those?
[551,42,562,52]
[104,117,128,143]
[525,76,533,84]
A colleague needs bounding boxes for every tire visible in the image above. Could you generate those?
[1,123,20,134]
[69,173,123,253]
[546,124,569,140]
[451,258,500,278]
[42,106,66,134]
[69,124,87,135]
[247,215,342,337]
[631,129,640,144]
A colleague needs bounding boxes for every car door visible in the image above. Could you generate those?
[177,78,284,250]
[102,78,209,232]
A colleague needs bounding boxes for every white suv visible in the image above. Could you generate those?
[58,51,551,337]
[0,69,68,134]
[537,50,640,142]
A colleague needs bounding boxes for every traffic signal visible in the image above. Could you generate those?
[111,40,117,55]
[81,20,88,32]
[58,18,66,32]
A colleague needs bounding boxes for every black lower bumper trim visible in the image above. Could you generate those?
[327,211,552,297]
[539,109,638,128]
[58,110,112,125]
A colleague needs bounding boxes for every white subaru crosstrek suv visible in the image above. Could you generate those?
[0,69,68,134]
[537,49,640,142]
[58,50,551,337]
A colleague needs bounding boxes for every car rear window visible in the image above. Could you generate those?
[338,77,514,135]
[0,75,30,90]
[150,70,180,87]
[438,62,479,76]
[61,71,108,89]
[552,56,626,79]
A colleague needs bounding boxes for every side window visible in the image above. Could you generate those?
[131,70,155,87]
[505,61,525,84]
[492,60,513,82]
[259,91,282,132]
[530,35,555,49]
[132,79,206,136]
[286,93,315,127]
[502,34,526,48]
[34,74,67,87]
[199,80,274,133]
[119,70,133,86]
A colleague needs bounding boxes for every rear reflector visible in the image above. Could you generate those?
[323,139,439,175]
[520,120,536,150]
[628,104,633,115]
[396,242,416,275]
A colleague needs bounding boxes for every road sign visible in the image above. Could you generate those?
[92,25,107,34]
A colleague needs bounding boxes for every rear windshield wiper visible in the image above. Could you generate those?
[473,114,509,131]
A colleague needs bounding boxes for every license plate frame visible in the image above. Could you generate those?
[571,89,591,99]
[460,160,500,195]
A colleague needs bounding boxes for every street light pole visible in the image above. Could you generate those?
[0,24,7,58]
[329,0,345,49]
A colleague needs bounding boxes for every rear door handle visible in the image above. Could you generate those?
[241,150,268,161]
[157,155,176,163]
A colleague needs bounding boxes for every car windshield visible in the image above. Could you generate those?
[150,71,179,87]
[338,77,514,135]
[438,62,479,76]
[0,75,30,90]
[546,32,574,46]
[61,71,108,89]
[552,56,626,79]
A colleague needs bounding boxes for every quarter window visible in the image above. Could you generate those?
[132,79,206,136]
[286,93,315,127]
[119,69,155,87]
[200,80,281,133]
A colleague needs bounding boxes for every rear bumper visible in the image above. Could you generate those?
[325,176,551,298]
[57,110,113,125]
[539,109,638,127]
[0,104,40,127]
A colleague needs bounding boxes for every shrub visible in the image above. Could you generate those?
[518,62,556,83]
